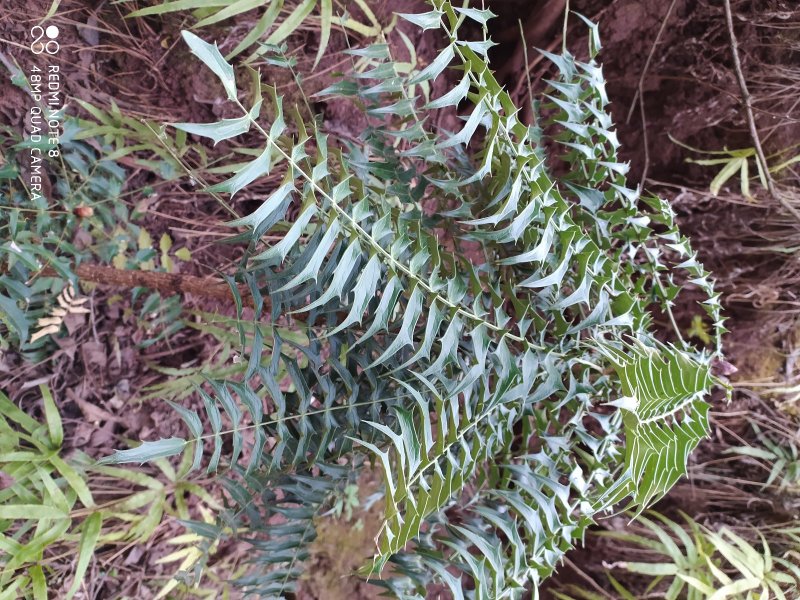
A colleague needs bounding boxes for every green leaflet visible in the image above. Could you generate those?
[181,31,237,101]
[252,203,317,263]
[171,98,262,145]
[453,6,496,26]
[397,10,443,30]
[409,44,454,84]
[99,437,187,465]
[314,0,332,69]
[264,0,315,46]
[277,219,342,291]
[0,293,28,343]
[225,182,294,228]
[297,239,363,313]
[208,146,274,197]
[325,254,382,336]
[229,0,283,59]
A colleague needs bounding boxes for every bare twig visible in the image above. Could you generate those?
[626,0,677,187]
[638,91,651,188]
[562,556,614,599]
[518,19,535,126]
[625,0,677,125]
[517,19,533,115]
[723,0,800,222]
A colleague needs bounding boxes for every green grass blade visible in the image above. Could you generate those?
[30,564,47,600]
[195,0,264,27]
[39,385,62,448]
[265,0,315,45]
[232,0,283,60]
[65,512,103,600]
[127,0,231,18]
[0,504,68,520]
[313,0,332,69]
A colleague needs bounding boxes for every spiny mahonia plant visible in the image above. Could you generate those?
[103,3,725,596]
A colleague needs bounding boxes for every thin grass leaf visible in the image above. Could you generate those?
[65,512,102,600]
[314,0,332,69]
[265,0,315,45]
[39,385,62,448]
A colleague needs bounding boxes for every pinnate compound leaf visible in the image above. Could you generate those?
[598,341,713,512]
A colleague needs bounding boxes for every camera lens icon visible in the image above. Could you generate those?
[45,25,59,39]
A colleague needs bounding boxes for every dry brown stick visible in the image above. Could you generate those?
[562,557,614,600]
[723,0,800,222]
[626,0,677,188]
[625,0,677,125]
[637,91,651,190]
[43,263,255,308]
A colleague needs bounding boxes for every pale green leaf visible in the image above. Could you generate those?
[99,438,187,465]
[181,31,238,101]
